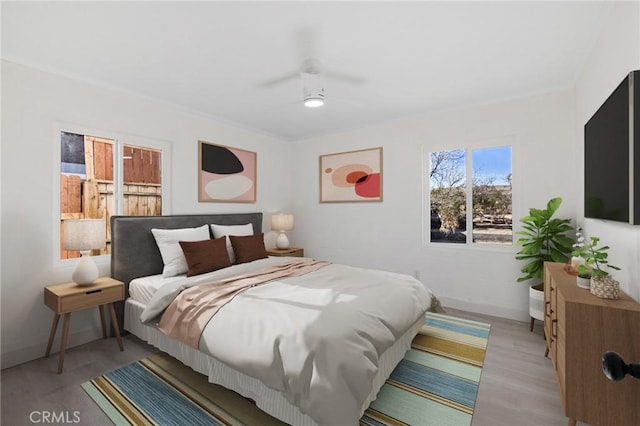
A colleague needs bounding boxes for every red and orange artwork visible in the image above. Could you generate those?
[319,148,382,202]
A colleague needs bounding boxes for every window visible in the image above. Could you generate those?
[60,131,165,259]
[428,145,512,245]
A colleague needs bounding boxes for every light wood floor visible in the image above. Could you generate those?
[1,308,577,425]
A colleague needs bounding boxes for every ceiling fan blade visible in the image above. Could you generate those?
[323,70,366,85]
[258,71,300,87]
[261,98,306,113]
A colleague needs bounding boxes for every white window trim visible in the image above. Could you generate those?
[422,135,516,253]
[54,121,172,266]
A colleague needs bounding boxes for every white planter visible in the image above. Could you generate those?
[529,283,545,321]
[576,276,591,289]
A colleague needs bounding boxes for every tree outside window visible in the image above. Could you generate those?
[429,146,512,244]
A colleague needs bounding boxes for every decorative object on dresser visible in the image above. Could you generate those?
[63,218,107,286]
[571,233,620,299]
[543,262,640,426]
[198,141,257,203]
[44,277,124,373]
[319,147,383,202]
[568,226,593,289]
[271,213,294,249]
[266,247,304,257]
[515,197,574,331]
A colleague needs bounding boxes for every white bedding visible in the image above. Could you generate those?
[129,274,180,304]
[129,256,298,305]
[138,257,432,425]
[125,300,424,426]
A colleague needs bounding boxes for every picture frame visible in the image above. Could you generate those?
[198,141,257,202]
[319,147,383,203]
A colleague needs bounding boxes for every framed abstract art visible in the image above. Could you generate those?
[319,147,383,202]
[198,141,257,202]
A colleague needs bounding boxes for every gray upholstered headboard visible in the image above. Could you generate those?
[110,212,263,331]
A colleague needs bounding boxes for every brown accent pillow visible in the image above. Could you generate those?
[229,233,268,264]
[179,237,231,277]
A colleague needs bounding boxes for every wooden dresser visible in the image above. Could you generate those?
[544,262,640,426]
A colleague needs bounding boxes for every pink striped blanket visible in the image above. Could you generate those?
[158,259,330,348]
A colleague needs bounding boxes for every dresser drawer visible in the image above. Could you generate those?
[43,277,125,374]
[266,247,304,257]
[58,285,123,313]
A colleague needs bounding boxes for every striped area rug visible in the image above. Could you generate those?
[83,313,490,426]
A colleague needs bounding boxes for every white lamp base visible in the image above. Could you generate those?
[276,232,290,249]
[72,251,99,286]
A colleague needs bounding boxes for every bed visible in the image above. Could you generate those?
[111,213,433,426]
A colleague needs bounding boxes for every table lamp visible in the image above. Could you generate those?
[64,218,106,286]
[271,213,294,249]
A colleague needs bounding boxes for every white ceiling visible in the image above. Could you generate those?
[2,1,612,141]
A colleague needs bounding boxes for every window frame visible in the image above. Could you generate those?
[423,136,515,252]
[54,122,172,266]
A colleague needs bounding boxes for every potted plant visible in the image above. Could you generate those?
[569,227,593,289]
[572,234,621,299]
[515,197,574,330]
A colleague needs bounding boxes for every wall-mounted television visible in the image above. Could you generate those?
[584,70,639,225]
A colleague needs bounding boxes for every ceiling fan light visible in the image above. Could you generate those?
[304,96,324,108]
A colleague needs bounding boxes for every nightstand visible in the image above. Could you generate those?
[266,247,304,257]
[44,277,124,373]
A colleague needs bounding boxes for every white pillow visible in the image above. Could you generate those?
[151,225,210,277]
[210,223,254,263]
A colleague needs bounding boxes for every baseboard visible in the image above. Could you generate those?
[1,327,104,370]
[438,296,529,322]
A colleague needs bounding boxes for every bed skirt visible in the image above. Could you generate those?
[124,298,424,426]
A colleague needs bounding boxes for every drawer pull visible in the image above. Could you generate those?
[552,319,557,338]
[545,301,551,317]
[86,289,103,295]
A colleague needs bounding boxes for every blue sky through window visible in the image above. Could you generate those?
[472,146,511,185]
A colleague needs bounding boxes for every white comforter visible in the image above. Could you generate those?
[141,257,432,425]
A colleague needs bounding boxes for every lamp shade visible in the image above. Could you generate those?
[63,219,106,251]
[271,214,294,232]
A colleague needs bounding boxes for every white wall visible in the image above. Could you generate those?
[291,89,578,321]
[3,1,637,370]
[0,61,292,368]
[574,1,640,302]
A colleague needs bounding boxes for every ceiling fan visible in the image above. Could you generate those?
[261,58,364,108]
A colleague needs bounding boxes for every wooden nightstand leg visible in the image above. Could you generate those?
[108,303,123,351]
[57,313,71,374]
[45,313,60,357]
[568,418,577,426]
[98,305,107,339]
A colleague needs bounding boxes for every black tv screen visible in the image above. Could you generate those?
[584,71,638,224]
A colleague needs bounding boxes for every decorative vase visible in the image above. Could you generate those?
[590,275,620,299]
[576,276,591,290]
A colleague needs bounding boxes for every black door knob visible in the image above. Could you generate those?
[602,351,640,381]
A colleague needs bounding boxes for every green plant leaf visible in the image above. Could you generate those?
[546,197,562,215]
[549,247,570,263]
[514,197,574,285]
[553,235,575,247]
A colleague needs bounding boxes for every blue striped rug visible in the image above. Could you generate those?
[83,313,490,425]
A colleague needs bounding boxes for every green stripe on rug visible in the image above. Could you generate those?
[83,313,490,426]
